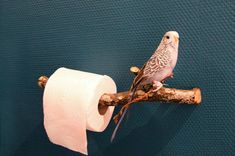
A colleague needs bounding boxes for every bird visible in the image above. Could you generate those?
[111,31,180,142]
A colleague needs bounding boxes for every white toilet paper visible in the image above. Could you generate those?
[43,67,116,155]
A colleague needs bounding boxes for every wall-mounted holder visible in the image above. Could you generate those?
[38,66,201,155]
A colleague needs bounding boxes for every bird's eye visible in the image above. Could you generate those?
[166,36,170,39]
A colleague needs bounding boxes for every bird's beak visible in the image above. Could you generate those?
[173,36,179,45]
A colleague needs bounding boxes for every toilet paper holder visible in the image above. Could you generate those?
[38,66,201,116]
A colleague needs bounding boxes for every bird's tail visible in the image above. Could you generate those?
[110,108,128,142]
[110,86,138,142]
[111,76,143,140]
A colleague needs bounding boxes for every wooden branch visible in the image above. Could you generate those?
[99,87,201,107]
[38,67,202,112]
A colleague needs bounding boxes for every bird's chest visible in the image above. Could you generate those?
[170,50,178,69]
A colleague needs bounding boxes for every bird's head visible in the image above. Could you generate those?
[162,31,179,47]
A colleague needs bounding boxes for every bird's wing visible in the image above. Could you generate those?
[130,46,170,92]
[144,47,171,76]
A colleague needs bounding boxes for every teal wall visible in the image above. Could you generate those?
[1,1,234,156]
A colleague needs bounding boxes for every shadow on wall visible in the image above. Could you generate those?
[104,104,196,156]
[13,103,196,156]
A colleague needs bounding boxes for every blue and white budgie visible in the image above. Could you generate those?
[111,31,180,142]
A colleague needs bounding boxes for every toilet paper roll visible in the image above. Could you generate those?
[43,67,116,155]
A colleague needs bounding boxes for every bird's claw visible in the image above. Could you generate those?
[152,81,163,92]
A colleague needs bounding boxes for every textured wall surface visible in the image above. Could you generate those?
[1,1,234,156]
